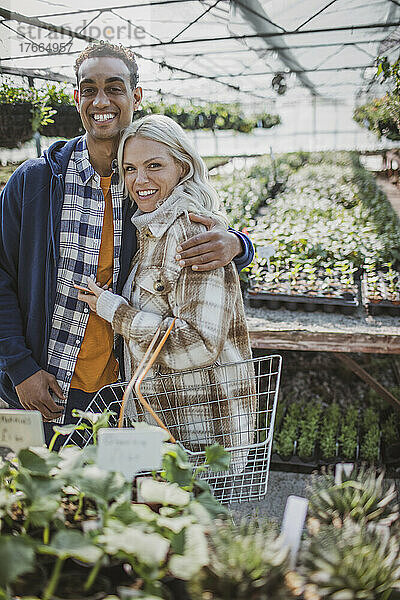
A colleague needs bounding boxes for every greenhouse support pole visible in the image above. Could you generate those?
[312,95,317,151]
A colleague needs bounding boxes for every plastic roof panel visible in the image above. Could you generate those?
[0,0,398,108]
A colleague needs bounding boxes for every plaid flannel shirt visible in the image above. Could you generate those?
[96,187,256,471]
[47,137,123,412]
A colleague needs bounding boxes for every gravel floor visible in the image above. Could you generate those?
[229,470,312,525]
[230,470,400,525]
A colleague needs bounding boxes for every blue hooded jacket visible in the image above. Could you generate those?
[0,137,253,408]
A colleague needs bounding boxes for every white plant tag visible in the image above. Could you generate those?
[97,428,166,479]
[257,245,276,260]
[0,410,44,454]
[334,463,354,484]
[281,495,309,568]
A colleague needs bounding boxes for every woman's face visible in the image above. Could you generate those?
[123,136,184,212]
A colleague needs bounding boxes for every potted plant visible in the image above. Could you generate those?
[338,404,359,460]
[40,84,83,139]
[188,519,295,600]
[297,402,322,463]
[0,83,54,148]
[359,406,381,463]
[307,464,398,528]
[274,402,302,461]
[301,519,400,599]
[318,403,340,463]
[0,416,231,600]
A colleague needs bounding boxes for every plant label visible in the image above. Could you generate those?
[281,495,309,568]
[97,428,166,479]
[334,462,354,484]
[0,409,44,454]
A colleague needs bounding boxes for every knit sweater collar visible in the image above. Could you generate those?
[131,185,203,238]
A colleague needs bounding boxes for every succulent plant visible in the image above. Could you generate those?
[189,519,294,600]
[301,519,400,600]
[308,465,399,528]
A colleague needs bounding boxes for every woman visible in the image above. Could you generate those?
[78,115,256,472]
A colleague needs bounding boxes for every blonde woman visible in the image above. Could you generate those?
[78,115,256,471]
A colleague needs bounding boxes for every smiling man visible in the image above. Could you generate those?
[0,42,254,444]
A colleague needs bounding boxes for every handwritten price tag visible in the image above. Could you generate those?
[97,428,167,479]
[0,410,44,454]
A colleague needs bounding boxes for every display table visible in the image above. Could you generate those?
[246,304,400,409]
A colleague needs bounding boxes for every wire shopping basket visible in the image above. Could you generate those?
[64,324,282,504]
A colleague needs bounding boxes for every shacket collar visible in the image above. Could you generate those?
[131,185,196,238]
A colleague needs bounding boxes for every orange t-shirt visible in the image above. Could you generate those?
[70,175,119,392]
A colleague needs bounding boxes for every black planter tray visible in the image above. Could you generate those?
[247,288,359,315]
[361,275,400,316]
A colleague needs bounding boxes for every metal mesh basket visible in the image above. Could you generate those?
[63,355,282,504]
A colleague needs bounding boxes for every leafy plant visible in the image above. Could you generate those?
[319,403,340,460]
[360,406,380,463]
[0,82,55,148]
[301,519,400,600]
[339,404,358,460]
[189,519,293,600]
[297,401,322,459]
[381,411,398,446]
[274,402,302,457]
[0,421,231,599]
[308,465,399,528]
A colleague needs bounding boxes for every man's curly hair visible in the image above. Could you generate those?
[74,41,139,89]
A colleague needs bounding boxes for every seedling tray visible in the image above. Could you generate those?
[247,288,359,315]
[361,276,400,316]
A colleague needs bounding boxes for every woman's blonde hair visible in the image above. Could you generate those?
[117,114,227,224]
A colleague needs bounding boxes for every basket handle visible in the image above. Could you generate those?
[118,318,177,443]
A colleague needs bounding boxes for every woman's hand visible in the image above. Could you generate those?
[175,213,243,272]
[77,278,105,313]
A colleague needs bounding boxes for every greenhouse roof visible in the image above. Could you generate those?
[1,0,399,112]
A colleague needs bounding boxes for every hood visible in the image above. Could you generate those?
[43,136,83,178]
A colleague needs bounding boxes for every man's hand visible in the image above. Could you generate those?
[15,370,65,422]
[175,214,242,272]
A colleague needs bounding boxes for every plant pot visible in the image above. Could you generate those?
[0,102,34,148]
[383,441,400,464]
[12,564,47,597]
[163,577,192,600]
[40,104,83,139]
[52,572,111,600]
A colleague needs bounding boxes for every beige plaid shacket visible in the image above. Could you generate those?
[96,186,256,471]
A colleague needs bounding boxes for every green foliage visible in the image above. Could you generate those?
[302,520,400,599]
[319,404,340,460]
[0,421,230,599]
[339,404,359,460]
[189,519,291,600]
[43,84,75,106]
[0,536,35,588]
[0,82,56,129]
[353,95,400,140]
[237,151,400,293]
[308,465,398,528]
[135,101,280,133]
[360,406,380,463]
[381,411,398,445]
[297,401,322,458]
[274,401,302,457]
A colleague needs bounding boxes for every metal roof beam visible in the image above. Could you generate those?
[0,65,75,83]
[0,7,94,42]
[231,0,319,96]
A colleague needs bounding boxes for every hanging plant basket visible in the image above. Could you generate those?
[40,104,83,139]
[0,102,35,148]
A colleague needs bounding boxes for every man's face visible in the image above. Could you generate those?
[74,56,142,142]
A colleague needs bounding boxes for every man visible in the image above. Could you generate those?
[0,42,253,442]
